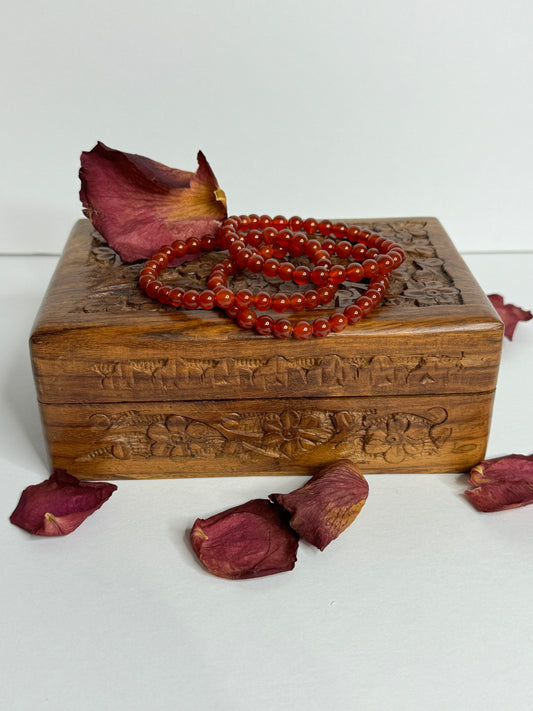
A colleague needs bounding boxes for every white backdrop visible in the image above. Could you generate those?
[2,0,532,254]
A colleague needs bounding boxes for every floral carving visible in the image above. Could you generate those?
[260,410,332,459]
[79,219,462,314]
[77,406,452,465]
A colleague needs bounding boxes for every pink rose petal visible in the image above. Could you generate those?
[487,294,532,340]
[10,469,117,536]
[270,459,369,550]
[79,142,227,262]
[190,499,298,580]
[465,454,533,512]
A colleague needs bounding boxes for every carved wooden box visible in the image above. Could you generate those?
[30,218,503,479]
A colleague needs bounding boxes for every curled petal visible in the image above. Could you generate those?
[10,469,117,536]
[79,142,227,262]
[487,294,532,340]
[270,459,368,550]
[190,499,298,580]
[465,454,533,512]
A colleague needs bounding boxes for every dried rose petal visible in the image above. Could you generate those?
[190,499,298,580]
[487,294,532,340]
[79,142,227,262]
[10,469,117,536]
[270,459,368,550]
[465,454,533,512]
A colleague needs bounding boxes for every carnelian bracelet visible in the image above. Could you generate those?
[138,214,405,339]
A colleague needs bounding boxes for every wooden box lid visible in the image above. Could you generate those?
[31,218,503,406]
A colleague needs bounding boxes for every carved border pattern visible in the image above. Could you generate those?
[80,221,461,314]
[76,406,452,465]
[90,353,469,394]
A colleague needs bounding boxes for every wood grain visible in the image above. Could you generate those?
[30,217,503,477]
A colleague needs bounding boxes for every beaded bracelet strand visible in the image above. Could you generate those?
[138,214,405,340]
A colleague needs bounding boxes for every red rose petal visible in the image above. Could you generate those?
[465,454,533,512]
[270,459,369,550]
[190,499,298,580]
[10,469,117,536]
[487,294,532,340]
[79,142,227,262]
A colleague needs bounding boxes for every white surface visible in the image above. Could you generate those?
[1,252,532,711]
[2,0,533,255]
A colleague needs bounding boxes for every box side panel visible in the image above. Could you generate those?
[38,391,495,478]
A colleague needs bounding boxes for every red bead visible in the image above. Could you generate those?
[201,234,216,251]
[272,293,290,312]
[311,267,329,285]
[317,220,333,236]
[335,241,352,259]
[157,285,172,303]
[363,259,379,278]
[359,230,371,242]
[245,229,263,248]
[255,314,274,335]
[346,226,361,241]
[288,232,307,257]
[145,280,163,298]
[312,318,331,337]
[317,285,336,305]
[321,239,337,255]
[332,222,348,238]
[278,262,295,281]
[313,249,330,263]
[389,249,405,267]
[171,241,188,258]
[235,248,253,268]
[168,287,184,307]
[277,229,293,248]
[182,290,199,309]
[366,247,379,258]
[254,291,272,311]
[351,244,367,259]
[224,304,240,319]
[366,288,382,306]
[215,288,234,308]
[237,308,257,329]
[263,259,279,278]
[329,265,347,284]
[198,290,216,309]
[329,312,348,332]
[272,215,288,230]
[289,216,303,231]
[344,304,363,324]
[207,275,225,289]
[376,254,394,273]
[303,217,318,234]
[138,274,153,290]
[235,289,253,308]
[304,239,322,257]
[187,237,201,254]
[259,244,274,259]
[259,215,273,228]
[247,254,264,273]
[272,244,286,259]
[144,260,160,272]
[272,319,292,338]
[238,214,251,229]
[346,263,364,282]
[293,266,311,285]
[289,292,306,311]
[355,295,374,314]
[304,290,320,309]
[262,226,277,244]
[160,245,175,258]
[249,213,261,227]
[228,240,246,258]
[293,320,313,340]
